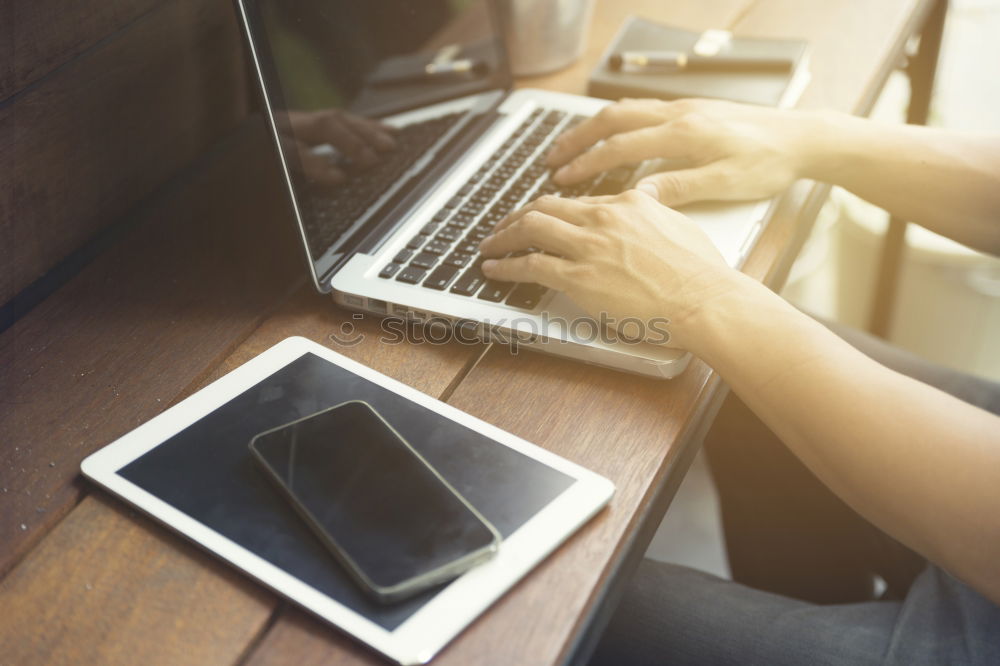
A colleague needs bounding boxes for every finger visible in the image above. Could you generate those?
[481,252,572,291]
[493,194,593,234]
[300,152,346,185]
[304,113,379,167]
[546,101,667,168]
[479,211,592,258]
[365,116,399,133]
[553,123,690,184]
[281,136,345,184]
[635,162,734,207]
[574,194,619,205]
[342,113,398,152]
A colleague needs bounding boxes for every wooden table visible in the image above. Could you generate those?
[0,1,942,664]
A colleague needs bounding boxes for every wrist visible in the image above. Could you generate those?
[674,270,790,363]
[795,109,866,183]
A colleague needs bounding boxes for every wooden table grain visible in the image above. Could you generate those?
[0,0,936,664]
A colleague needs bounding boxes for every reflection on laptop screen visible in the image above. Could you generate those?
[245,0,507,274]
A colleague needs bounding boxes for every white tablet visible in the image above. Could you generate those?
[82,337,614,665]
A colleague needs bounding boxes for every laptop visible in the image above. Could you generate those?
[235,0,771,379]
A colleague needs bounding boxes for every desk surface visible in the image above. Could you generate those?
[0,0,932,664]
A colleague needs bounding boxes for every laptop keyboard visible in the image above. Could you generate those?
[302,112,464,258]
[378,108,638,309]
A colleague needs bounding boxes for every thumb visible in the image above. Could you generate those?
[636,164,728,207]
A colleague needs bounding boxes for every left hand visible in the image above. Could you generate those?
[545,98,820,207]
[478,190,737,349]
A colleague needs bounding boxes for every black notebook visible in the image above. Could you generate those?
[588,16,810,108]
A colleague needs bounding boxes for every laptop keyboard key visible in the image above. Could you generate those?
[435,227,460,243]
[591,166,634,196]
[468,227,491,242]
[410,252,438,269]
[443,252,472,268]
[379,263,402,279]
[478,280,515,302]
[424,239,451,255]
[424,265,460,290]
[396,266,427,284]
[451,261,487,296]
[540,110,566,126]
[406,234,425,250]
[506,282,549,309]
[393,249,414,264]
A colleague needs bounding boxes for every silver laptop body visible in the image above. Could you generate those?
[236,0,769,379]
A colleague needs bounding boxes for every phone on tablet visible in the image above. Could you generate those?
[249,400,500,603]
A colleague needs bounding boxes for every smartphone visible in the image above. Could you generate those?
[249,400,500,603]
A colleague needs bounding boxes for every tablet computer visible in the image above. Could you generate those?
[82,337,614,665]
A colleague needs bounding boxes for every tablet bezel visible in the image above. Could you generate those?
[81,337,614,665]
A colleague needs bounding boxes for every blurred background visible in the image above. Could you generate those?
[649,0,1000,579]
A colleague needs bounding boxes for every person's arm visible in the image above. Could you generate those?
[694,271,1000,605]
[478,191,1000,604]
[546,99,1000,254]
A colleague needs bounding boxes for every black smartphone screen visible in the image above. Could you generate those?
[250,401,498,599]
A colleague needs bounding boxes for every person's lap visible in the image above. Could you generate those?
[590,560,1000,665]
[590,321,1000,665]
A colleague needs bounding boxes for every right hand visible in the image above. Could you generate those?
[546,98,823,206]
[479,190,739,351]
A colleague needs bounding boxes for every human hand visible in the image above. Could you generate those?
[275,109,398,184]
[546,98,823,206]
[478,190,740,349]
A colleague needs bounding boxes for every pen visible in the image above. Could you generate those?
[609,51,793,73]
[371,59,489,87]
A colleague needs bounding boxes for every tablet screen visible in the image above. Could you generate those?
[120,352,573,629]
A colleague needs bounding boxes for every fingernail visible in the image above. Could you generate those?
[637,181,659,199]
[481,259,497,273]
[554,166,570,183]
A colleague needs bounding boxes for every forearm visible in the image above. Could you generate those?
[800,111,1000,254]
[684,273,1000,603]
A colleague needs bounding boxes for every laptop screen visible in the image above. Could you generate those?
[239,0,509,286]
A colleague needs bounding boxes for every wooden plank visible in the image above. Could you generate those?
[244,607,384,666]
[1,0,248,306]
[0,292,484,665]
[0,494,275,666]
[200,290,487,397]
[4,0,163,100]
[0,120,300,576]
